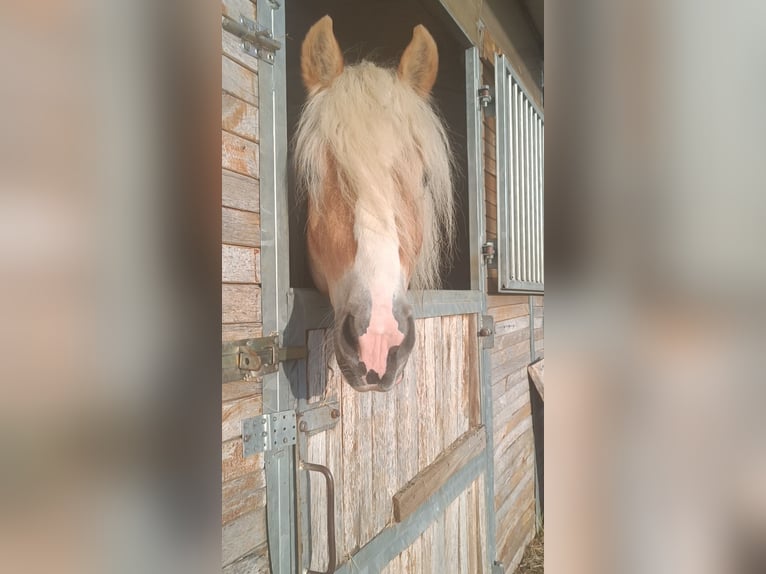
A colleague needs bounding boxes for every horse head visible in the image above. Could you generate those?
[295,16,454,391]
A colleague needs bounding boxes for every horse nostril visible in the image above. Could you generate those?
[341,314,358,349]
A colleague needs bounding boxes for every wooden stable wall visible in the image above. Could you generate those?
[483,57,545,573]
[221,0,270,571]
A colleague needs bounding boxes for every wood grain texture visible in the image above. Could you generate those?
[222,322,262,342]
[222,379,262,403]
[222,439,264,482]
[222,93,259,143]
[222,544,269,574]
[222,244,259,283]
[222,394,263,441]
[222,477,265,525]
[393,428,486,523]
[222,207,260,247]
[222,169,259,212]
[223,55,258,106]
[222,283,261,324]
[222,507,267,567]
[222,131,259,178]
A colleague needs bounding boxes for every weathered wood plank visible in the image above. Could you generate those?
[222,544,269,574]
[498,495,535,569]
[528,358,544,400]
[222,507,267,567]
[222,283,261,324]
[357,392,374,545]
[222,394,263,441]
[222,244,259,283]
[341,368,360,554]
[221,0,256,20]
[466,313,482,427]
[222,207,260,247]
[493,403,533,462]
[222,55,258,106]
[222,379,262,403]
[445,493,460,573]
[493,315,530,337]
[417,319,436,470]
[488,303,530,323]
[222,29,261,76]
[222,477,265,525]
[222,322,262,342]
[222,131,259,178]
[222,439,264,482]
[486,294,528,308]
[393,427,486,522]
[222,93,259,143]
[222,169,259,213]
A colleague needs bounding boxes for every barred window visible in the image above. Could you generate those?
[494,54,544,292]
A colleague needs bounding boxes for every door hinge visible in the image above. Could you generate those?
[222,14,281,64]
[222,335,307,383]
[478,315,495,349]
[243,410,297,456]
[297,399,341,436]
[478,85,495,116]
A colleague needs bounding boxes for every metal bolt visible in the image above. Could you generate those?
[262,431,268,437]
[282,437,287,444]
[299,421,308,432]
[330,408,341,419]
[479,327,493,337]
[243,434,250,442]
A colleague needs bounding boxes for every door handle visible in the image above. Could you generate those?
[300,461,337,573]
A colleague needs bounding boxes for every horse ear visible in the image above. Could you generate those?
[398,25,439,97]
[301,15,344,92]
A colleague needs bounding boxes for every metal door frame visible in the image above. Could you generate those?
[256,1,498,570]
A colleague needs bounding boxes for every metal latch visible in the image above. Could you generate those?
[237,335,306,375]
[223,335,307,383]
[482,241,496,266]
[222,14,281,64]
[478,315,495,349]
[243,410,297,456]
[478,85,495,116]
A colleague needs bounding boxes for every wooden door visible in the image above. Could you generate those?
[289,297,491,573]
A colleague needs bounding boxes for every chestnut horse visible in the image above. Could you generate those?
[295,16,454,391]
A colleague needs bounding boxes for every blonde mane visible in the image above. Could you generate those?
[294,61,455,290]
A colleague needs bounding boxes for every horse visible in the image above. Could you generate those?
[295,16,455,392]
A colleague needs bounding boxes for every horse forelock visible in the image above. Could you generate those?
[294,61,455,290]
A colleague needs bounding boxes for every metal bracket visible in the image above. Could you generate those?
[478,85,495,116]
[478,315,495,349]
[297,399,341,436]
[222,14,281,64]
[243,410,297,456]
[482,240,496,267]
[222,335,306,383]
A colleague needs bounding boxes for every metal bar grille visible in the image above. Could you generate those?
[495,55,544,292]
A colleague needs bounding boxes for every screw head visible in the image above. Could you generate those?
[330,408,340,419]
[299,421,308,432]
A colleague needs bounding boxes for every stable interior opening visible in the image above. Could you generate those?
[286,0,472,291]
